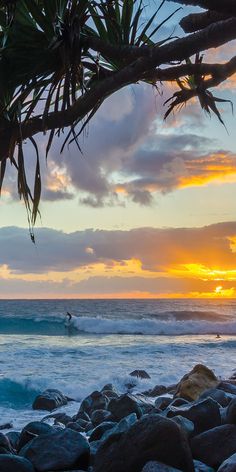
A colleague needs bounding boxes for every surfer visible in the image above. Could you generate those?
[65,312,73,328]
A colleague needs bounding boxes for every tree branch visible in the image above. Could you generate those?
[168,0,236,16]
[2,17,236,157]
[180,11,230,33]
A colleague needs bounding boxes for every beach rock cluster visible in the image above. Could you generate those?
[2,364,236,471]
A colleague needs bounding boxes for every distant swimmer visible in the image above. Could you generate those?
[216,334,221,339]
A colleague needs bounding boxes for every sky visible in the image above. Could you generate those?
[0,2,236,299]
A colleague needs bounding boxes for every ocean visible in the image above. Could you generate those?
[0,298,236,431]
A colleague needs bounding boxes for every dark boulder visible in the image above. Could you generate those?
[218,382,236,396]
[226,398,236,424]
[129,370,151,379]
[101,413,137,443]
[6,431,20,451]
[167,398,221,435]
[42,412,72,426]
[171,416,194,437]
[94,414,194,472]
[0,454,35,472]
[0,433,14,454]
[142,461,182,471]
[199,388,232,407]
[91,409,112,426]
[193,460,214,471]
[218,452,236,471]
[67,422,85,433]
[89,422,117,442]
[108,394,142,420]
[32,389,68,411]
[169,398,190,408]
[20,428,90,472]
[79,391,109,416]
[154,396,172,410]
[18,421,53,452]
[143,385,167,397]
[191,424,236,469]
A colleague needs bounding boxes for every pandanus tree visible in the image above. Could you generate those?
[0,0,236,238]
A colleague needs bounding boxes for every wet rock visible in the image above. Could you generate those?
[108,394,142,420]
[91,409,112,426]
[0,422,13,430]
[20,428,90,472]
[170,398,190,408]
[193,460,214,471]
[32,389,68,411]
[175,364,219,401]
[167,398,221,435]
[94,414,194,472]
[89,422,117,442]
[99,413,137,443]
[154,396,172,410]
[79,391,109,416]
[143,385,167,397]
[218,382,236,396]
[142,461,182,471]
[218,452,236,471]
[129,370,151,379]
[6,431,20,451]
[41,412,72,426]
[90,440,102,462]
[0,454,35,471]
[75,411,91,422]
[102,390,119,400]
[226,398,236,424]
[18,421,53,452]
[67,422,85,433]
[171,416,194,437]
[199,388,232,407]
[0,432,14,454]
[191,424,236,469]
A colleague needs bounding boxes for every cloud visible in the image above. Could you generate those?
[1,221,236,276]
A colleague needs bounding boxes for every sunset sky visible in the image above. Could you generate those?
[1,2,236,299]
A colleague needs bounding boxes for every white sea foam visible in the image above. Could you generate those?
[71,315,236,335]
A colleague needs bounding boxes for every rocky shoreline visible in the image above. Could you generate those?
[1,364,236,471]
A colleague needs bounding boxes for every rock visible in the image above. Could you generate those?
[174,364,219,401]
[226,398,236,424]
[108,394,142,420]
[199,388,232,407]
[75,411,91,422]
[79,391,109,416]
[154,396,172,410]
[0,422,13,430]
[218,382,236,395]
[0,433,14,454]
[94,414,194,472]
[32,389,68,411]
[170,398,190,408]
[41,412,72,426]
[167,398,221,435]
[101,413,137,443]
[67,422,85,433]
[89,422,117,442]
[20,428,90,472]
[171,416,194,437]
[91,409,112,426]
[102,390,119,400]
[218,452,236,471]
[90,440,102,462]
[142,461,182,471]
[101,384,117,393]
[18,422,53,452]
[6,431,20,450]
[129,370,151,379]
[193,460,214,471]
[191,424,236,469]
[143,385,167,397]
[0,455,35,471]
